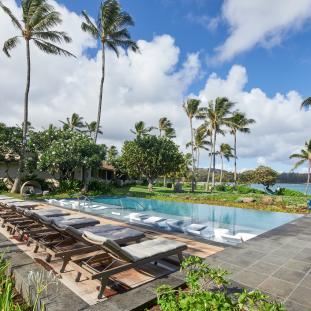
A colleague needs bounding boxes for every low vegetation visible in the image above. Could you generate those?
[154,256,285,311]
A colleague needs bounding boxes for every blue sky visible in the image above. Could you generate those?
[1,0,311,172]
[59,0,311,98]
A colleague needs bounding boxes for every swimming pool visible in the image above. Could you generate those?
[48,196,302,245]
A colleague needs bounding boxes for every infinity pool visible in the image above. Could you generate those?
[49,196,302,245]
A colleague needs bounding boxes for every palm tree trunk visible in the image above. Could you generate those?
[12,39,31,193]
[305,160,310,195]
[190,118,195,192]
[212,128,217,187]
[233,132,237,187]
[94,46,105,143]
[205,133,213,191]
[220,154,223,184]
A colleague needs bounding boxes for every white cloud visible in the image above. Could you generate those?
[0,0,200,149]
[214,0,311,62]
[195,65,311,169]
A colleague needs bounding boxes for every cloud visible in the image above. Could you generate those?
[186,13,220,32]
[0,0,200,149]
[195,65,311,170]
[214,0,311,62]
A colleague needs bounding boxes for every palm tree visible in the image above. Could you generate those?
[218,143,234,184]
[289,140,311,195]
[158,117,172,137]
[81,0,139,143]
[228,111,255,186]
[84,121,103,139]
[183,98,201,192]
[107,145,118,164]
[0,0,74,193]
[60,113,85,131]
[206,97,235,187]
[130,121,153,137]
[164,127,176,139]
[301,97,311,110]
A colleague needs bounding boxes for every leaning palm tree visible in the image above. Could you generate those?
[164,126,176,139]
[289,140,311,195]
[0,0,74,193]
[228,111,255,186]
[60,113,85,131]
[81,0,139,143]
[130,121,153,137]
[84,121,103,139]
[218,143,234,184]
[301,97,311,110]
[206,97,235,187]
[183,98,201,192]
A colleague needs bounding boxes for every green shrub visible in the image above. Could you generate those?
[215,184,227,192]
[0,179,7,192]
[236,185,264,194]
[166,182,173,189]
[88,180,112,194]
[276,188,303,197]
[58,179,82,193]
[156,256,285,311]
[155,182,164,187]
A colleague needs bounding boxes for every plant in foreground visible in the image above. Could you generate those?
[156,256,285,311]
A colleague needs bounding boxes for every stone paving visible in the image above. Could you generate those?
[206,215,311,311]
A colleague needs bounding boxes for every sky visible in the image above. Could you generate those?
[0,0,311,173]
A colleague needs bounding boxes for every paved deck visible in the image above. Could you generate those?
[206,215,311,311]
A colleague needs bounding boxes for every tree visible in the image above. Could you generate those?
[84,121,103,139]
[81,0,139,142]
[254,166,278,190]
[228,111,255,186]
[289,140,311,195]
[107,145,118,164]
[164,127,176,139]
[60,113,85,131]
[120,135,184,191]
[38,131,106,180]
[130,121,153,137]
[158,117,172,137]
[218,143,234,184]
[1,0,74,193]
[183,98,201,192]
[205,97,235,188]
[301,97,311,110]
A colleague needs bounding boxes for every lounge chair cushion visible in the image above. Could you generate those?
[143,216,166,224]
[53,217,100,229]
[186,224,207,235]
[122,238,186,261]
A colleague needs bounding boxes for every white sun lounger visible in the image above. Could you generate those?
[221,232,255,243]
[185,224,207,236]
[125,212,149,222]
[143,216,166,225]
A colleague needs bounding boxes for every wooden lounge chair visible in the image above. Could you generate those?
[70,234,187,299]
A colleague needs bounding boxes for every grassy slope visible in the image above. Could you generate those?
[2,185,310,214]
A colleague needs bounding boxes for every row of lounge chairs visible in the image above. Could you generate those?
[0,196,187,299]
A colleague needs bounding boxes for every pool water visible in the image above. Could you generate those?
[49,196,302,245]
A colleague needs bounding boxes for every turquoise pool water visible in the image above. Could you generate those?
[51,196,302,244]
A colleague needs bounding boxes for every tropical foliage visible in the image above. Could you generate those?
[290,140,311,194]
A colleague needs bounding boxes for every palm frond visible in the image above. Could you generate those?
[28,1,54,29]
[0,1,22,30]
[301,97,311,110]
[81,11,99,39]
[33,39,75,57]
[291,159,306,171]
[32,31,71,43]
[32,11,62,31]
[3,36,20,57]
[105,40,119,57]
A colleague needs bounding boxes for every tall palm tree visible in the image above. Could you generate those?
[130,121,153,137]
[84,121,103,139]
[301,97,311,110]
[289,140,311,195]
[60,113,85,131]
[0,0,74,193]
[206,97,235,187]
[229,111,255,186]
[218,143,234,184]
[158,117,172,137]
[81,0,139,143]
[183,98,201,192]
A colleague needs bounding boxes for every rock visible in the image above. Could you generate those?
[43,190,50,196]
[237,197,256,203]
[261,196,274,204]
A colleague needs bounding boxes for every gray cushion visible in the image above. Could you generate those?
[53,217,99,229]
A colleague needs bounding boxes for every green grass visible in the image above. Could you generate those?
[2,184,310,214]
